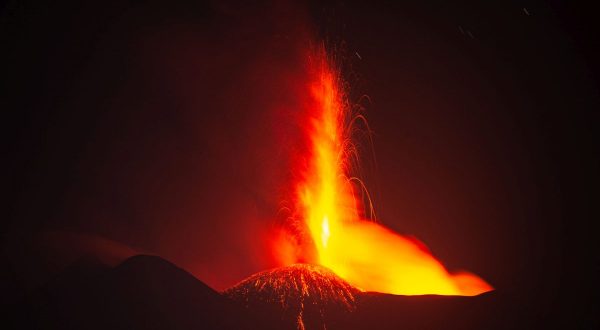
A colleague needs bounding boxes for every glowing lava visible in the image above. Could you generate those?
[290,47,493,296]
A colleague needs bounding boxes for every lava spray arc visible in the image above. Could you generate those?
[288,46,493,296]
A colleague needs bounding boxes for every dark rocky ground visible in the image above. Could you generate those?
[1,255,569,330]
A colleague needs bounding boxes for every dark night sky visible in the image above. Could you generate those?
[2,0,599,325]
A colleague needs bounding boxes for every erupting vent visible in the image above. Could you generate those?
[225,264,358,330]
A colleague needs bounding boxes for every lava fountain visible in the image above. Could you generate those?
[284,45,492,296]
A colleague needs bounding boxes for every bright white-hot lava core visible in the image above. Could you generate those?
[276,46,493,296]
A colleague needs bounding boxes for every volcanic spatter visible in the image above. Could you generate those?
[225,264,358,330]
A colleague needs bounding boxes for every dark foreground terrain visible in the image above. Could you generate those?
[3,255,570,330]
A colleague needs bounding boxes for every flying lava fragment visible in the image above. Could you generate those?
[275,45,493,296]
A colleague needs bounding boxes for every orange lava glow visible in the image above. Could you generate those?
[287,47,493,296]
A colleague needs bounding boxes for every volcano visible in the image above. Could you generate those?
[225,264,358,329]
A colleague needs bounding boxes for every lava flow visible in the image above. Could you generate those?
[278,46,493,296]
